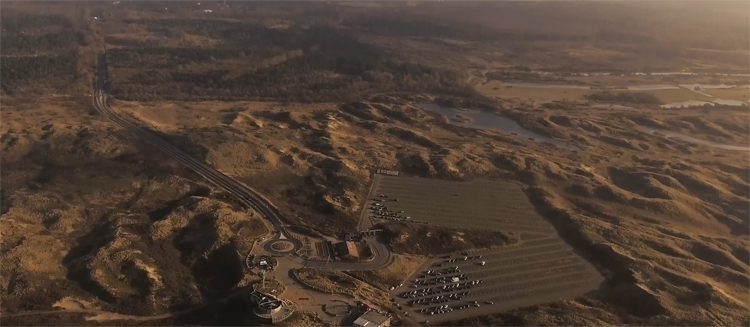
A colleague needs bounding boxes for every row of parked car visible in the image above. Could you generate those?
[419,300,495,316]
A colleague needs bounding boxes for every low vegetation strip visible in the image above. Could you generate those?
[291,268,392,309]
[292,268,360,296]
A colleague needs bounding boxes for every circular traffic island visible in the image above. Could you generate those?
[270,240,294,252]
[264,239,297,256]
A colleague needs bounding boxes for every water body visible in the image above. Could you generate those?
[419,103,574,148]
[641,127,749,151]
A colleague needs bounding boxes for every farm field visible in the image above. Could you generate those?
[477,80,725,104]
[359,174,603,322]
[703,88,750,102]
[642,88,714,104]
[364,174,555,235]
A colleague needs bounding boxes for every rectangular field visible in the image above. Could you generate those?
[703,88,750,102]
[477,81,595,101]
[357,175,603,323]
[360,174,554,235]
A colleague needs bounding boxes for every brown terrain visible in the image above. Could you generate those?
[1,1,749,326]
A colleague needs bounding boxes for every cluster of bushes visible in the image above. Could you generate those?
[1,54,78,92]
[1,32,85,54]
[1,12,72,34]
[105,25,475,102]
[1,12,85,92]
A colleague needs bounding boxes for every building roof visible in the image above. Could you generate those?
[335,241,360,258]
[354,310,390,327]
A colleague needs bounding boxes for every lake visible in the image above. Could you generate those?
[419,103,574,149]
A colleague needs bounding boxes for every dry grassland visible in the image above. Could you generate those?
[704,88,750,102]
[347,254,427,290]
[477,81,595,101]
[644,88,714,103]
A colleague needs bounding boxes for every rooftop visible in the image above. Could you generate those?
[354,310,390,327]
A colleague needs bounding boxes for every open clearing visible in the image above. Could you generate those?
[704,88,750,102]
[360,174,603,322]
[477,81,595,101]
[644,88,714,103]
[477,80,726,104]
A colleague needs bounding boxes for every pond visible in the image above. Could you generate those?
[419,103,575,149]
[641,127,749,151]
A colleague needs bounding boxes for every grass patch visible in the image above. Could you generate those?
[346,254,427,290]
[292,268,392,308]
[646,88,714,104]
[704,88,750,102]
[586,91,662,105]
[477,81,595,101]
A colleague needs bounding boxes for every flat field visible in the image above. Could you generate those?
[359,175,603,321]
[477,81,595,101]
[643,88,714,104]
[704,88,750,102]
[477,80,728,104]
[366,175,554,235]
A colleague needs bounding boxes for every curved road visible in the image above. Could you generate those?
[94,55,290,240]
[94,54,391,271]
[304,236,392,271]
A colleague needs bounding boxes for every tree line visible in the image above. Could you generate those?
[1,32,85,55]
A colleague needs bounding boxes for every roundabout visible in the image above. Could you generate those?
[263,232,301,256]
[270,240,295,252]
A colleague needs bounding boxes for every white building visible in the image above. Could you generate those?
[353,310,391,327]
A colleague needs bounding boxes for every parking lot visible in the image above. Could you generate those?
[389,237,603,323]
[362,174,603,323]
[362,175,554,234]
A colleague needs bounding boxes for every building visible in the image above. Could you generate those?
[334,241,359,258]
[249,289,295,324]
[353,310,391,327]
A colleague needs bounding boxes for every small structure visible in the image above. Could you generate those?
[249,289,295,323]
[353,310,391,327]
[334,241,360,259]
[376,169,400,176]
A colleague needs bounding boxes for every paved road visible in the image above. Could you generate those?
[303,236,392,271]
[94,54,292,240]
[94,54,392,271]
